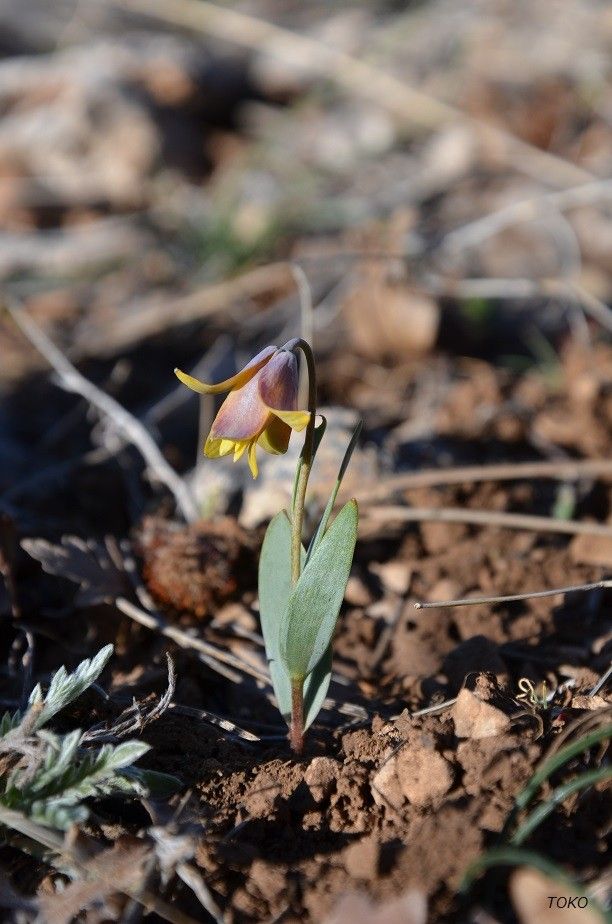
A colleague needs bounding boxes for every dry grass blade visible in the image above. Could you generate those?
[441,179,612,255]
[115,598,269,714]
[363,505,612,538]
[590,664,612,698]
[85,654,177,744]
[360,459,612,503]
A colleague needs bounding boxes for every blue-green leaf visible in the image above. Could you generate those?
[259,511,331,726]
[281,500,358,681]
[303,643,332,730]
[259,512,296,722]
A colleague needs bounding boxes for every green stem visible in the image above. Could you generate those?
[288,339,317,586]
[282,338,316,755]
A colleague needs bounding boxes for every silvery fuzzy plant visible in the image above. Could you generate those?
[176,339,359,752]
[0,645,177,830]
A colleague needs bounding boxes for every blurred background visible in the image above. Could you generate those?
[1,5,611,921]
[0,0,611,528]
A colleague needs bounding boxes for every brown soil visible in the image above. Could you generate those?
[129,344,612,923]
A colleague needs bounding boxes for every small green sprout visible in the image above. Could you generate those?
[515,677,550,711]
[176,339,359,753]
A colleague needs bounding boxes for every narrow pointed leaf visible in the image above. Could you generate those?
[281,500,358,680]
[306,421,362,564]
[303,643,332,730]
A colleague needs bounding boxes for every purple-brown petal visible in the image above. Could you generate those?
[257,350,299,411]
[208,373,270,441]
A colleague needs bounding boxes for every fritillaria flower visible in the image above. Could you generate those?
[175,345,310,478]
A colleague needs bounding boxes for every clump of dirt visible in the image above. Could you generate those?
[183,683,608,923]
[136,516,256,619]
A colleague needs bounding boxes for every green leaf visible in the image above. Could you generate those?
[32,644,114,731]
[303,643,332,731]
[258,511,303,723]
[259,511,331,727]
[306,421,362,564]
[121,767,182,798]
[281,500,358,681]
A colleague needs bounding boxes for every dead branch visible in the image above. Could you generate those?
[415,579,612,610]
[115,596,270,687]
[360,458,612,503]
[4,300,199,522]
[363,505,612,538]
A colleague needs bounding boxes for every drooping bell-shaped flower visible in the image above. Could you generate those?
[175,345,310,478]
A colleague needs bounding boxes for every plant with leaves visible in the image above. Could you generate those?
[176,338,359,752]
[0,645,178,830]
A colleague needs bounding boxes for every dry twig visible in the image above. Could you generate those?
[4,299,199,522]
[363,505,612,538]
[415,579,612,610]
[360,458,612,504]
[115,597,269,689]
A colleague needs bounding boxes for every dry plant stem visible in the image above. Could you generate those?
[359,458,612,503]
[115,597,269,689]
[415,579,612,610]
[4,299,199,522]
[364,505,612,538]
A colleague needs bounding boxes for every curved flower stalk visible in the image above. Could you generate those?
[176,339,359,754]
[175,345,310,478]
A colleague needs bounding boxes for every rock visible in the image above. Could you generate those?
[443,635,507,693]
[371,755,403,809]
[370,560,412,596]
[510,868,601,924]
[342,835,379,880]
[452,686,511,739]
[395,743,453,807]
[344,274,439,360]
[304,757,338,803]
[570,533,612,567]
[345,575,373,607]
[372,740,453,809]
[420,521,467,555]
[323,890,427,924]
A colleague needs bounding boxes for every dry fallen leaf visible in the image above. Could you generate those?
[38,839,151,924]
[21,535,129,606]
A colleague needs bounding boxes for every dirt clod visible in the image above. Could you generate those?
[452,676,513,739]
